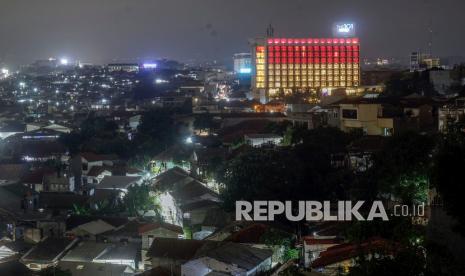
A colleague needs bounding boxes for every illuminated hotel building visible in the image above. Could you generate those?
[252,37,360,102]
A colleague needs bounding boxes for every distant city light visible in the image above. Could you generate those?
[142,63,157,69]
[155,79,168,84]
[19,82,26,88]
[185,137,193,144]
[33,88,38,92]
[60,58,69,65]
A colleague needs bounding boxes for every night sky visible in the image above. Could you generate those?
[1,0,465,66]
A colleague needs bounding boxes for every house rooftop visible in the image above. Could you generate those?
[86,165,112,177]
[72,219,115,235]
[152,166,190,190]
[0,164,26,181]
[81,152,119,162]
[61,241,108,262]
[21,238,77,262]
[59,261,132,276]
[97,176,141,190]
[193,242,272,271]
[170,179,219,203]
[146,238,205,260]
[311,238,398,269]
[66,215,129,231]
[138,222,183,235]
[94,243,138,262]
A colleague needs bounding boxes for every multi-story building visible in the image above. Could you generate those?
[438,97,465,132]
[410,51,441,72]
[233,53,252,74]
[251,37,360,102]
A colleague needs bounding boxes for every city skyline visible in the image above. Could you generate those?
[1,0,465,67]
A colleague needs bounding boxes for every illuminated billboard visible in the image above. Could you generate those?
[333,23,355,37]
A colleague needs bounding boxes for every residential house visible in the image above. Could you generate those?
[310,238,397,275]
[146,238,204,275]
[302,236,342,268]
[139,222,183,269]
[224,223,295,266]
[93,175,143,196]
[181,242,272,276]
[438,97,465,132]
[67,219,116,240]
[86,165,113,185]
[20,237,78,271]
[0,239,31,262]
[21,168,55,192]
[335,96,439,136]
[0,164,27,185]
[0,122,25,140]
[93,242,139,270]
[80,152,119,185]
[59,240,138,273]
[43,172,73,192]
[65,215,129,235]
[59,261,134,276]
[146,238,273,276]
[153,167,220,227]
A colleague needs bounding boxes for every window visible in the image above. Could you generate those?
[342,109,357,119]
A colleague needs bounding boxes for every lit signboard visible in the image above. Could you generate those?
[333,23,355,37]
[142,63,157,69]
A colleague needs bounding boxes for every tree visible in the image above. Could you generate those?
[124,183,162,218]
[194,114,214,134]
[384,71,436,97]
[353,132,434,204]
[58,131,82,155]
[219,127,355,212]
[431,118,465,235]
[348,246,425,276]
[134,109,178,156]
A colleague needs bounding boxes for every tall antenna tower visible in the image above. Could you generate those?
[266,24,274,38]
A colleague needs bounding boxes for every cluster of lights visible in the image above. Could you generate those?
[60,58,69,65]
[142,63,157,69]
[267,38,359,45]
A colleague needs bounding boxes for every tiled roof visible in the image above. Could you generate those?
[97,176,141,189]
[146,238,205,260]
[81,152,119,162]
[311,238,397,268]
[138,222,183,235]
